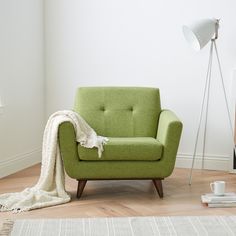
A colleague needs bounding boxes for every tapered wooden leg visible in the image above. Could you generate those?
[77,180,87,198]
[152,179,163,198]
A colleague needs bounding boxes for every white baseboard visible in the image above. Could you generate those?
[175,153,230,171]
[0,149,41,178]
[0,150,230,178]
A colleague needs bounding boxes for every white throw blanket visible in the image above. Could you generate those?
[0,110,108,213]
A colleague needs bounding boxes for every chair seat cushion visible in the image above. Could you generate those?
[78,137,163,161]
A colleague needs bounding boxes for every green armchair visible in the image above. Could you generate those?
[58,87,182,198]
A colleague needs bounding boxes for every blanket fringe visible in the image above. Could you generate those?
[0,204,23,214]
[0,219,14,236]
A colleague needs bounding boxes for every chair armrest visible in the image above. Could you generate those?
[157,110,183,167]
[58,121,80,177]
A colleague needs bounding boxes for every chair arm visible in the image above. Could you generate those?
[58,121,80,177]
[156,110,183,169]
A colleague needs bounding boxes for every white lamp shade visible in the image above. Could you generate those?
[183,19,217,51]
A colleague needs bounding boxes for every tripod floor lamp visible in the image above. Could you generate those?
[182,18,236,185]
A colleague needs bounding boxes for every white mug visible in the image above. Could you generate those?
[210,181,225,196]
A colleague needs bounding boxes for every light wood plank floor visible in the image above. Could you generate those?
[1,164,236,219]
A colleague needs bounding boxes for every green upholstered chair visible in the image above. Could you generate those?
[58,87,183,198]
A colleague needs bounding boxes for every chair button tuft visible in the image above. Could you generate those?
[100,106,105,111]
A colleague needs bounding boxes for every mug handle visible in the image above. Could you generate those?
[210,183,214,193]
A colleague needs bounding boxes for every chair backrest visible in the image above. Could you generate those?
[74,87,161,137]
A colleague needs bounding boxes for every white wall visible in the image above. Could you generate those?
[2,1,234,178]
[45,0,236,170]
[0,0,45,177]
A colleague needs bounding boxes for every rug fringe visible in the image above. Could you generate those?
[0,219,14,236]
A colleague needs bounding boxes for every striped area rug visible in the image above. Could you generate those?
[2,216,236,236]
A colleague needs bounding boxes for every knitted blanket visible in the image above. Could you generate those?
[0,110,108,213]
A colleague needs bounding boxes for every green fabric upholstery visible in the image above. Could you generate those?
[58,87,183,180]
[74,87,161,137]
[78,137,163,161]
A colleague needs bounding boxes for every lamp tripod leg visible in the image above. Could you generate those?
[213,41,234,137]
[201,42,214,170]
[213,41,236,158]
[189,41,214,185]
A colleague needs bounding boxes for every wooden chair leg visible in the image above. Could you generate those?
[77,180,87,199]
[152,179,163,198]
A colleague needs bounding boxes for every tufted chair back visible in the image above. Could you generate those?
[74,87,161,137]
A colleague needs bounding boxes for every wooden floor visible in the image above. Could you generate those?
[1,164,236,219]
